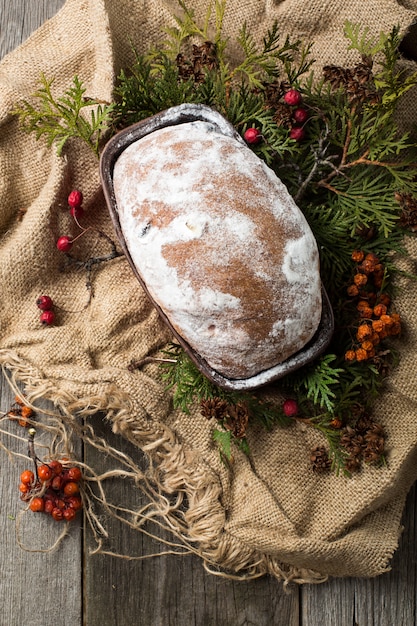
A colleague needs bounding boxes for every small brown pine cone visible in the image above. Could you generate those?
[340,426,364,459]
[200,397,229,421]
[224,402,250,439]
[363,448,383,464]
[273,102,293,127]
[310,446,331,473]
[345,455,362,473]
[353,62,374,84]
[323,65,352,88]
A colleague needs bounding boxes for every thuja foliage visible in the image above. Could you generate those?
[14,0,417,472]
[14,74,114,157]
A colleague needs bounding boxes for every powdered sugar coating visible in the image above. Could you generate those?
[113,120,322,379]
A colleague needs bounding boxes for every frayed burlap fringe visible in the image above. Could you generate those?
[0,349,328,585]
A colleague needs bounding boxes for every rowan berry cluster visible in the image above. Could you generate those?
[7,395,35,428]
[19,459,83,522]
[345,250,401,362]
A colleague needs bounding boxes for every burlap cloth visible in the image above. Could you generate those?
[1,0,417,582]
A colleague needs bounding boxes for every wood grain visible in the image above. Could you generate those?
[1,2,417,625]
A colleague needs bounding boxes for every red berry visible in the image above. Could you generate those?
[64,481,80,496]
[51,475,64,491]
[29,497,45,512]
[49,460,63,476]
[70,206,84,220]
[67,189,83,208]
[19,482,30,494]
[66,495,83,511]
[293,107,308,124]
[44,499,54,514]
[283,89,302,106]
[289,126,305,142]
[67,466,82,482]
[243,127,262,145]
[56,235,73,252]
[63,507,77,522]
[20,469,35,485]
[283,398,299,417]
[38,464,53,482]
[36,295,53,310]
[40,310,55,326]
[51,507,64,521]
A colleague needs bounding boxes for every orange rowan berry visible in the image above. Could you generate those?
[356,323,372,341]
[345,350,356,361]
[354,273,368,287]
[380,314,393,327]
[29,497,45,512]
[365,252,380,264]
[359,307,373,319]
[357,300,370,311]
[361,340,374,352]
[14,395,24,406]
[373,304,387,318]
[390,313,401,324]
[20,406,34,419]
[359,259,375,274]
[330,417,343,429]
[355,348,368,361]
[347,284,359,297]
[372,320,384,333]
[351,250,365,263]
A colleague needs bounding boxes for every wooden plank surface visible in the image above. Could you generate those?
[0,2,416,626]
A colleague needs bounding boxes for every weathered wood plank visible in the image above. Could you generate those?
[0,3,81,626]
[301,484,417,626]
[0,0,65,59]
[0,371,82,626]
[84,413,300,626]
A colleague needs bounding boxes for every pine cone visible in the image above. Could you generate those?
[323,65,352,89]
[353,62,374,85]
[340,425,364,458]
[310,446,331,473]
[200,397,229,421]
[273,102,293,127]
[363,422,385,463]
[345,455,362,473]
[224,402,249,439]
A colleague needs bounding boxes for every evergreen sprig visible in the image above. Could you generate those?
[14,74,115,157]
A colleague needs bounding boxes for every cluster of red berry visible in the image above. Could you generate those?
[36,294,55,326]
[35,189,85,326]
[283,88,308,142]
[20,460,83,522]
[56,189,84,253]
[345,250,401,362]
[243,88,308,146]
